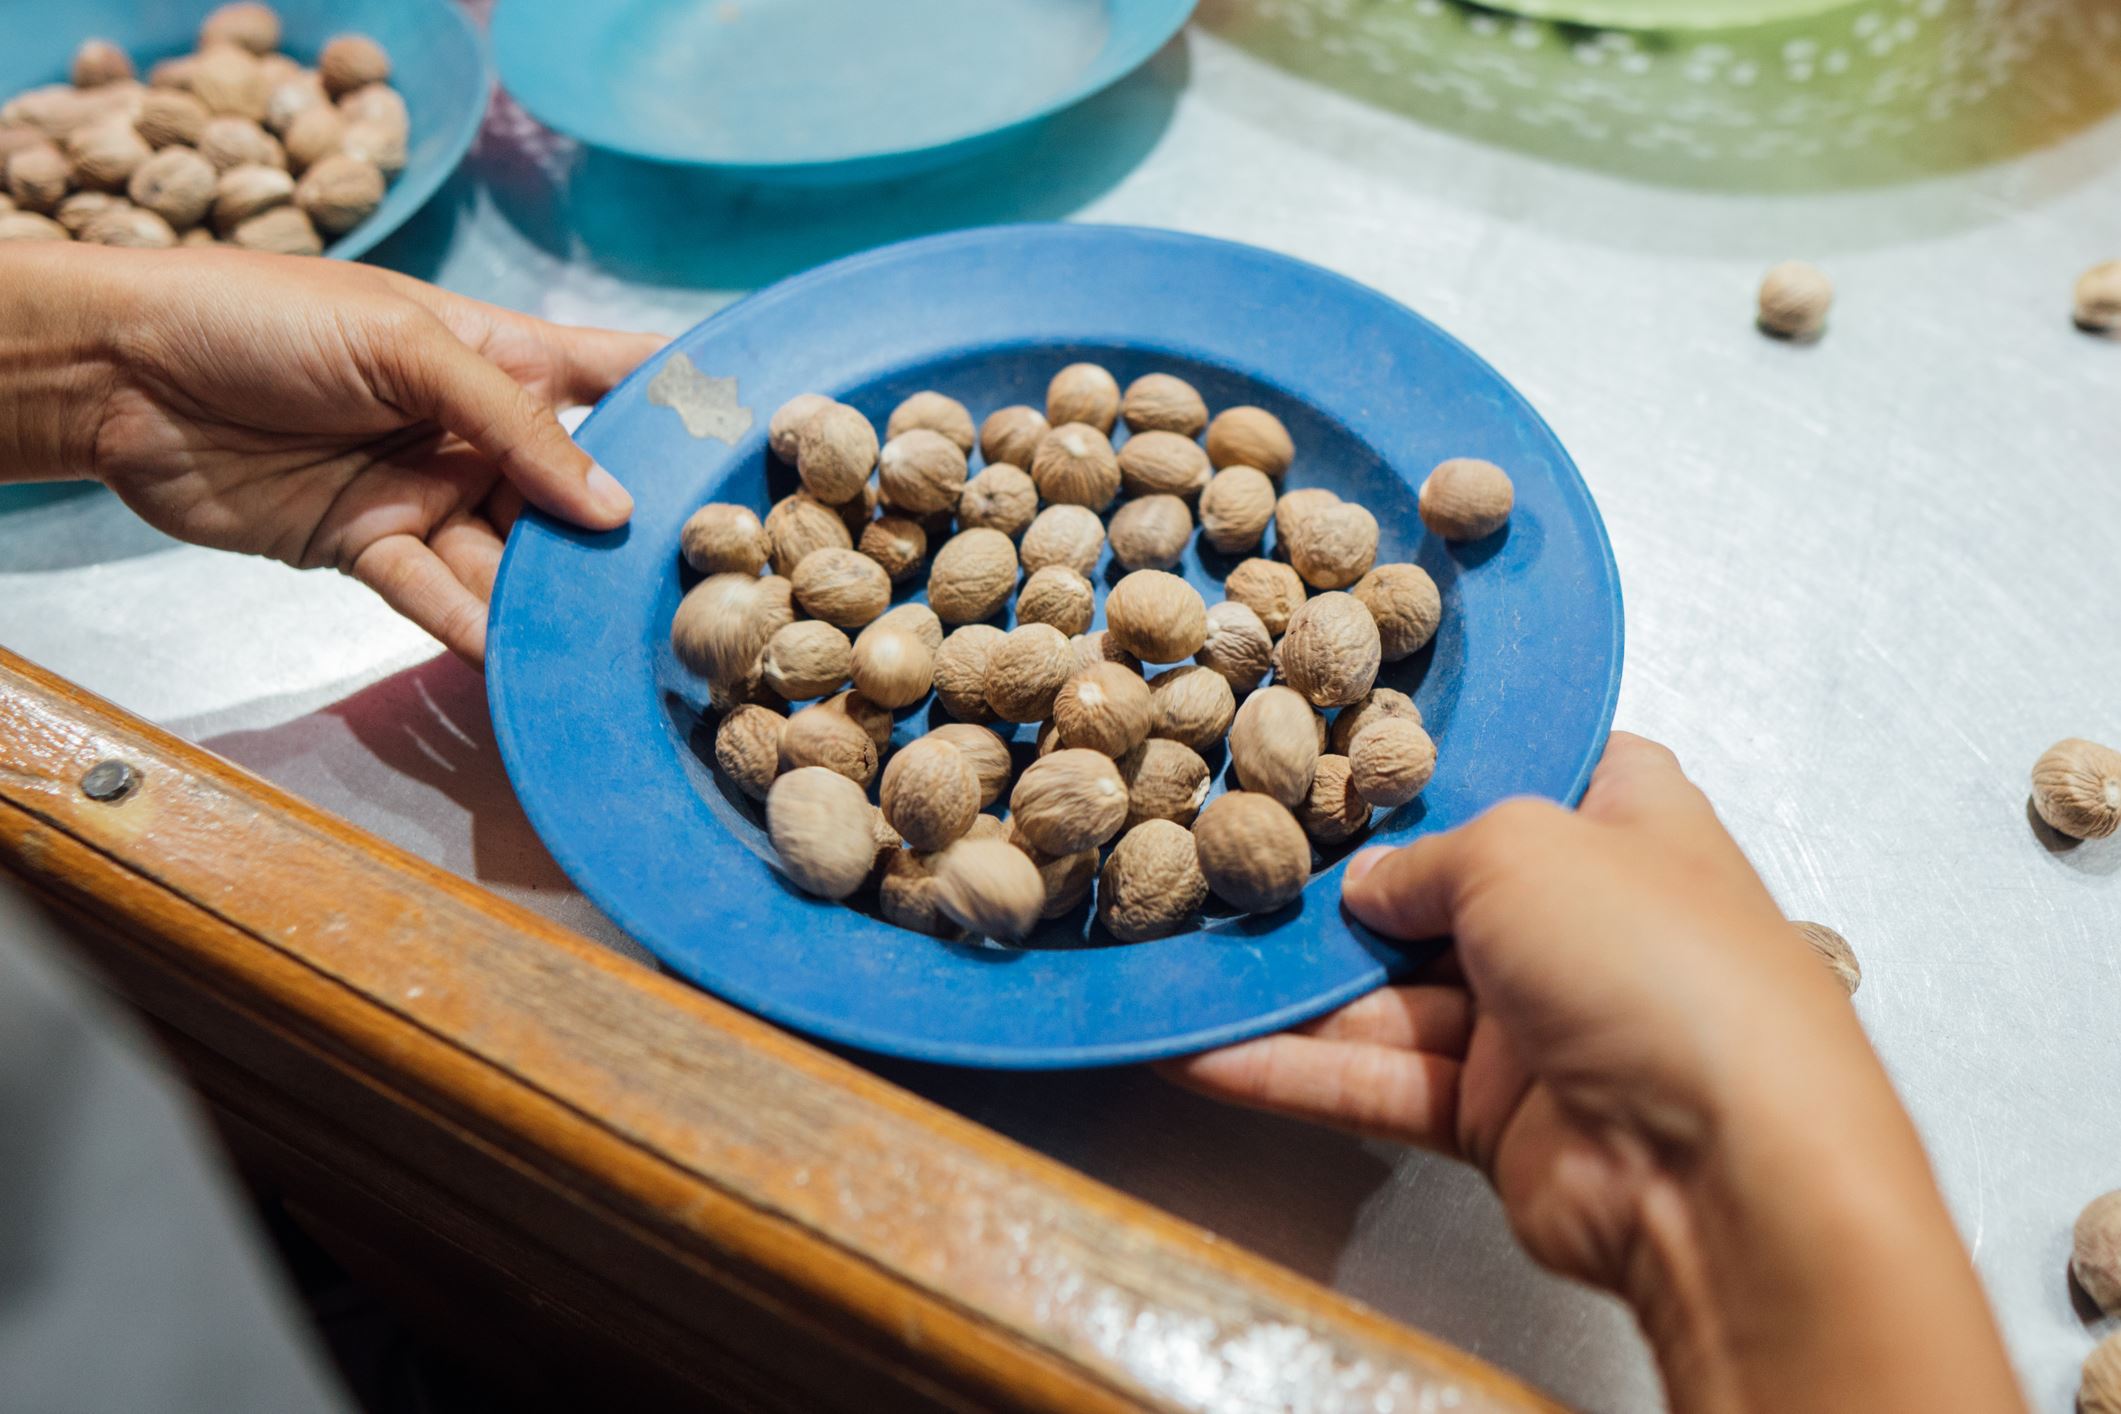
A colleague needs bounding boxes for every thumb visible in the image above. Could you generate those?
[391,316,633,529]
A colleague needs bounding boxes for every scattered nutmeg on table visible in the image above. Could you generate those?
[1757,259,1832,340]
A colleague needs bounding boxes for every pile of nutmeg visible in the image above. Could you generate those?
[0,3,405,253]
[672,362,1517,945]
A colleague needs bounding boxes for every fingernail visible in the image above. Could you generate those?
[586,463,633,520]
[1345,846,1392,886]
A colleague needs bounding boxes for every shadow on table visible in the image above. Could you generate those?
[0,484,179,573]
[199,652,651,967]
[473,35,1191,292]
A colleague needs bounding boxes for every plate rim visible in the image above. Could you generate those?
[489,0,1196,176]
[488,222,1625,1069]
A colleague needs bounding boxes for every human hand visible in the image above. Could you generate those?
[1165,733,2023,1413]
[5,244,662,664]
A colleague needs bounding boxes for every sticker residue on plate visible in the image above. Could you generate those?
[647,352,754,444]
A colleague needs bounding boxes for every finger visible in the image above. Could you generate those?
[545,326,668,408]
[1579,731,1712,829]
[352,533,487,666]
[430,513,505,604]
[386,318,634,531]
[1296,985,1474,1057]
[1343,797,1573,942]
[1158,1035,1463,1153]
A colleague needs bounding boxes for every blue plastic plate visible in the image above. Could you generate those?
[1,0,486,261]
[488,225,1623,1069]
[491,0,1195,184]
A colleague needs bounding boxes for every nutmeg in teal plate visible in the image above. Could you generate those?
[0,0,486,262]
[486,224,1623,1069]
[491,0,1196,183]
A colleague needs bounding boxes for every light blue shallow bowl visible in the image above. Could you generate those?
[492,0,1195,184]
[2,0,487,261]
[487,225,1625,1070]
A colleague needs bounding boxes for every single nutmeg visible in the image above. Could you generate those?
[1099,819,1210,942]
[127,145,216,228]
[764,491,853,576]
[339,83,409,137]
[1031,422,1121,510]
[211,162,294,234]
[1121,372,1209,437]
[796,403,879,506]
[2074,1190,2121,1315]
[137,90,210,148]
[681,503,770,575]
[1355,563,1442,662]
[179,225,219,248]
[1199,467,1277,554]
[885,390,975,454]
[878,428,967,514]
[1017,565,1096,637]
[931,838,1046,941]
[1072,629,1141,678]
[1757,260,1832,340]
[294,151,380,234]
[1117,737,1211,829]
[778,702,879,786]
[1349,717,1437,808]
[1205,406,1294,477]
[767,392,831,461]
[320,34,393,99]
[1197,600,1274,693]
[1328,687,1422,756]
[927,527,1019,624]
[187,46,270,120]
[279,102,344,172]
[0,212,68,242]
[985,623,1075,724]
[1106,570,1208,664]
[2081,1333,2121,1414]
[1273,486,1340,550]
[1223,557,1307,637]
[229,203,321,254]
[880,737,981,851]
[66,118,151,191]
[1279,592,1382,709]
[865,601,944,651]
[672,571,795,687]
[1108,494,1194,573]
[849,627,935,709]
[1045,361,1120,433]
[342,117,404,178]
[1019,504,1106,577]
[2031,738,2121,840]
[6,145,73,213]
[2075,260,2121,333]
[80,204,177,248]
[202,2,284,54]
[879,847,954,938]
[927,723,1012,807]
[1011,749,1130,855]
[979,404,1050,470]
[933,624,1005,721]
[715,703,784,800]
[957,463,1038,539]
[264,74,326,138]
[1147,665,1236,751]
[857,514,927,583]
[1053,661,1153,758]
[50,189,121,234]
[821,688,892,751]
[1116,430,1212,500]
[1015,836,1099,919]
[759,620,852,701]
[791,547,891,628]
[1193,792,1311,914]
[199,116,284,173]
[766,767,878,900]
[1419,458,1514,542]
[1286,502,1380,591]
[1229,686,1322,809]
[1792,921,1861,996]
[1298,755,1371,842]
[72,40,135,89]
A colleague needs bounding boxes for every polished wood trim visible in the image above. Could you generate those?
[0,646,1562,1413]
